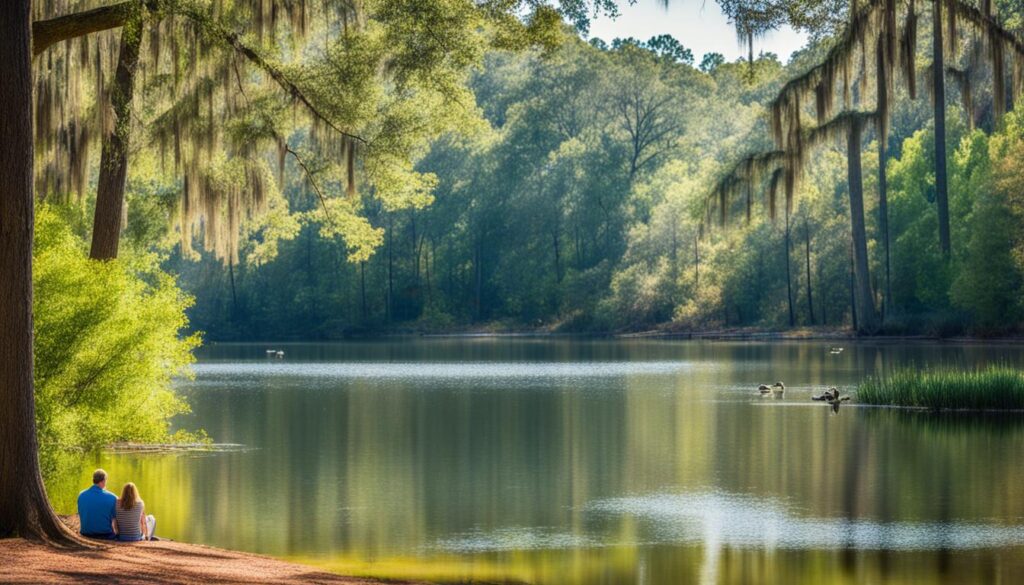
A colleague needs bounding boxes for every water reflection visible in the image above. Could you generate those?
[49,339,1024,584]
[583,491,1024,550]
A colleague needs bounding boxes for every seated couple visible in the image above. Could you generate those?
[77,469,157,542]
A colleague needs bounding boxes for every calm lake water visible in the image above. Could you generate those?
[53,339,1024,584]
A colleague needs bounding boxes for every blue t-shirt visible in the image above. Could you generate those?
[77,485,117,536]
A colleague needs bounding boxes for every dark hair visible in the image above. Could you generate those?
[92,469,107,485]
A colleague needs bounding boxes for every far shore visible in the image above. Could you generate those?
[200,326,1024,344]
[1,516,427,585]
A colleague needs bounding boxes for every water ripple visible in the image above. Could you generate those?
[192,361,706,381]
[585,491,1024,550]
[433,527,599,552]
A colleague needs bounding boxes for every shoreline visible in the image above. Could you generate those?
[0,515,428,585]
[200,328,1024,344]
[0,538,424,584]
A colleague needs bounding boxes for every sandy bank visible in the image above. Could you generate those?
[1,519,426,585]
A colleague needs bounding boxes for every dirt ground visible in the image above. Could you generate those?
[0,517,424,584]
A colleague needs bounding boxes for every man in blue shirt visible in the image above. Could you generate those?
[77,469,117,539]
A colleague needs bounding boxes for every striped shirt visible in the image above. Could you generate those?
[115,500,145,539]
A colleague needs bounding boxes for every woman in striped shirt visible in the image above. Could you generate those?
[114,482,157,541]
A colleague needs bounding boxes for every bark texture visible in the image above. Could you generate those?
[90,12,142,260]
[933,0,952,258]
[32,1,135,56]
[0,0,80,545]
[877,37,893,314]
[847,118,881,334]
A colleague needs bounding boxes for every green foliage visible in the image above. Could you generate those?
[168,14,1024,339]
[886,128,952,313]
[857,366,1024,410]
[699,52,726,73]
[607,35,695,65]
[949,130,1022,330]
[33,206,199,472]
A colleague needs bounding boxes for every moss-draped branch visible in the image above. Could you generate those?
[706,0,1024,233]
[31,0,365,145]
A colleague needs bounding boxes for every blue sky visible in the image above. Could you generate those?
[586,0,809,64]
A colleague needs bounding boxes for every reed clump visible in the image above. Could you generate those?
[857,366,1024,410]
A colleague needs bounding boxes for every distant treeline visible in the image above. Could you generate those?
[170,31,1024,339]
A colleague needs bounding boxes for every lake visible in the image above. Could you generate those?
[52,339,1024,584]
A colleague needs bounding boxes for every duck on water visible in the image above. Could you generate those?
[812,387,850,404]
[758,382,785,396]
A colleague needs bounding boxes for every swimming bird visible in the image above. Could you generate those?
[758,384,772,395]
[829,347,844,355]
[813,388,849,404]
[275,350,285,358]
[812,387,839,401]
[771,381,785,395]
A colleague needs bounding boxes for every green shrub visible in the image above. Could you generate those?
[857,365,1024,410]
[33,205,201,472]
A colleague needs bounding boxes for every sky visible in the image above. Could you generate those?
[586,0,809,65]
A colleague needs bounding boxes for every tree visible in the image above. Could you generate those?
[836,113,882,333]
[5,0,628,544]
[89,5,143,260]
[642,34,695,65]
[609,35,695,65]
[699,52,726,73]
[876,32,894,314]
[609,44,686,181]
[0,0,79,544]
[32,0,619,266]
[932,0,952,258]
[31,0,349,262]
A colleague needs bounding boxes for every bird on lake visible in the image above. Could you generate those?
[758,384,772,395]
[771,381,785,395]
[275,350,285,358]
[829,347,844,355]
[812,387,839,401]
[812,387,849,403]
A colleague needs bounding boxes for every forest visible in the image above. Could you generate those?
[157,7,1024,340]
[5,0,1024,553]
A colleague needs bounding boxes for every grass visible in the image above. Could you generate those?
[857,365,1024,410]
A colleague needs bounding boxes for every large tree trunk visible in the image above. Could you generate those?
[933,0,952,258]
[0,0,80,545]
[847,118,881,334]
[90,14,142,260]
[877,136,893,313]
[877,38,893,316]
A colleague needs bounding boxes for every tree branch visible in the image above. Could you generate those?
[32,1,152,57]
[282,142,339,228]
[186,10,367,145]
[31,0,367,146]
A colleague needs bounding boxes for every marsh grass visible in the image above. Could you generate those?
[857,366,1024,410]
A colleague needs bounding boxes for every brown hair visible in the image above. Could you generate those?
[119,482,140,511]
[92,469,107,485]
